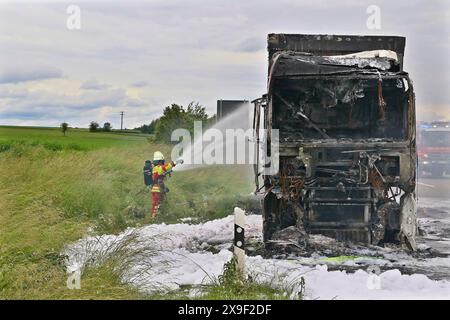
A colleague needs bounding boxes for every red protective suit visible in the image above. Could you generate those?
[151,161,174,217]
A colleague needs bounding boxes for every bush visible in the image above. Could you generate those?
[103,122,112,132]
[89,121,100,132]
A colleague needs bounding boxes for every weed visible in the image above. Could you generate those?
[199,257,298,300]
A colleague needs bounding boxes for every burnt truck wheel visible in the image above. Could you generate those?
[371,201,401,245]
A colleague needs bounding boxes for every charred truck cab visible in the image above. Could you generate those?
[253,34,417,250]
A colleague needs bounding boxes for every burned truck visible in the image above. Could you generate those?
[252,34,417,250]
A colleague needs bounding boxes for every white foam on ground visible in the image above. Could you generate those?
[64,206,450,299]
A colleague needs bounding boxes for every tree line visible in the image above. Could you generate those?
[59,121,112,136]
[59,101,213,141]
[89,122,112,132]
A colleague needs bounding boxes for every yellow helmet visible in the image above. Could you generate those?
[153,151,165,161]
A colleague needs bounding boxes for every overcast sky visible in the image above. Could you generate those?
[0,0,449,128]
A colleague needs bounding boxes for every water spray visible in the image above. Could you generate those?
[172,105,252,171]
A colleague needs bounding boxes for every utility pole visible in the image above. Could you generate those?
[120,111,124,130]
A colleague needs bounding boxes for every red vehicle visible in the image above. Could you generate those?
[418,122,450,177]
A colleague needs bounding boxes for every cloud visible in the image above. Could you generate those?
[130,80,148,88]
[0,111,48,120]
[0,0,448,127]
[80,80,111,90]
[0,66,62,84]
[0,80,153,127]
[0,86,29,98]
[235,37,265,53]
[126,98,146,107]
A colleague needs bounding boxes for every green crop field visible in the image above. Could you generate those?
[0,126,254,299]
[0,126,149,152]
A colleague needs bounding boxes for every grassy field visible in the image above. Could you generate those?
[0,126,148,152]
[0,126,260,299]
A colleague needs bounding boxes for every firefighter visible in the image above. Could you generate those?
[150,151,183,217]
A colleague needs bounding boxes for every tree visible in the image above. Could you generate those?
[148,119,159,133]
[103,122,112,132]
[155,102,209,144]
[60,122,69,136]
[155,104,186,143]
[89,121,100,132]
[184,102,208,134]
[135,118,159,134]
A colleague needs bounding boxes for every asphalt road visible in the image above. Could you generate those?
[417,178,450,199]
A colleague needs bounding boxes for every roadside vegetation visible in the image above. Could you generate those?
[147,258,305,300]
[0,125,265,299]
[150,258,300,300]
[200,258,299,300]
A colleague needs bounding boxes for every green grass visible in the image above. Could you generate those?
[200,258,295,300]
[0,126,256,299]
[149,281,290,300]
[156,165,253,224]
[0,126,149,152]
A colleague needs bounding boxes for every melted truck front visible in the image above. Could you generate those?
[253,34,417,249]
